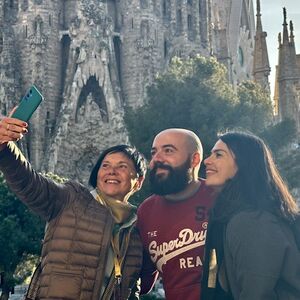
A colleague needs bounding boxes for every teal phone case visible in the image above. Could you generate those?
[12,85,43,122]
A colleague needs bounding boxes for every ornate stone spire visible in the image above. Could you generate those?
[282,7,289,44]
[290,20,294,44]
[253,0,270,91]
[256,0,262,32]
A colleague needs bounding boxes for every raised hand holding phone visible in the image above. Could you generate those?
[0,115,28,148]
[0,84,43,148]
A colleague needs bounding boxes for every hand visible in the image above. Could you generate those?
[0,109,28,147]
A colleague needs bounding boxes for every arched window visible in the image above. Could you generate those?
[176,9,182,34]
[140,0,148,9]
[164,39,168,58]
[188,14,192,30]
[162,0,171,21]
[162,0,167,16]
[0,31,3,54]
[238,47,244,67]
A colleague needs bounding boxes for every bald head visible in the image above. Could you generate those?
[154,128,203,161]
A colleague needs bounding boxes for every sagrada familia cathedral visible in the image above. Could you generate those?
[0,0,299,185]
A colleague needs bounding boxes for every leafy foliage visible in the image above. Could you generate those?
[0,172,67,299]
[261,119,296,154]
[126,56,273,157]
[260,119,299,189]
[279,147,300,189]
[0,173,45,298]
[236,81,273,133]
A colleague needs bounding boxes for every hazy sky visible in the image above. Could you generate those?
[256,0,300,97]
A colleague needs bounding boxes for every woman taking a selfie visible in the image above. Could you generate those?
[0,114,146,300]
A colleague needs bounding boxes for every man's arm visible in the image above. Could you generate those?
[136,199,160,294]
[140,249,159,294]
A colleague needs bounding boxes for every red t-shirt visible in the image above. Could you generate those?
[137,179,214,300]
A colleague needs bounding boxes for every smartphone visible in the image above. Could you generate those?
[11,85,43,122]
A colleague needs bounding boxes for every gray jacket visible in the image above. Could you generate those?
[224,210,300,300]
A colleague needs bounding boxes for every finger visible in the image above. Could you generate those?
[6,107,28,127]
[1,116,28,131]
[0,117,27,144]
[6,123,28,134]
[0,118,10,133]
[4,128,25,141]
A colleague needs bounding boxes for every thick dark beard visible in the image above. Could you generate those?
[149,158,192,195]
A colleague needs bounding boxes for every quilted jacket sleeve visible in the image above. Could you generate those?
[0,142,69,221]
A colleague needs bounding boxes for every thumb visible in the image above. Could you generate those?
[8,106,18,117]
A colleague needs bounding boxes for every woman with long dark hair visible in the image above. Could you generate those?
[201,130,300,300]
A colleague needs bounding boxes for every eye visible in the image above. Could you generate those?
[118,164,128,169]
[164,147,174,154]
[150,150,156,157]
[215,152,222,158]
[101,163,110,168]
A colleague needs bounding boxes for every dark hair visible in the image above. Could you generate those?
[211,130,299,223]
[88,144,147,188]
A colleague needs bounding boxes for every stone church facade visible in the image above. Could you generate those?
[0,0,256,183]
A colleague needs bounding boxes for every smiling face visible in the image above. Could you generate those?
[204,139,238,190]
[149,131,195,195]
[96,152,141,201]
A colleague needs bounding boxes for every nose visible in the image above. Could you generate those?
[204,155,211,166]
[149,151,163,169]
[105,165,118,174]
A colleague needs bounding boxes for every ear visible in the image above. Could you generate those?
[133,176,145,191]
[191,152,201,168]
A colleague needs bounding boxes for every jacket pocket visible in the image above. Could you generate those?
[47,268,83,299]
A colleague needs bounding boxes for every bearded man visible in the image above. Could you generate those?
[137,128,215,300]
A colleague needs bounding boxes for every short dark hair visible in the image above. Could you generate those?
[88,144,147,188]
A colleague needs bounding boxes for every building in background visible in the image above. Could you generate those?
[274,8,300,139]
[252,0,270,92]
[0,0,257,182]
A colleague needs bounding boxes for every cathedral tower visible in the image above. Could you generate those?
[252,0,270,91]
[211,0,255,85]
[274,8,300,137]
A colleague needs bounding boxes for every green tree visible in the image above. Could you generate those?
[0,173,44,300]
[235,81,273,133]
[126,56,273,156]
[262,118,296,155]
[261,119,300,189]
[0,172,67,300]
